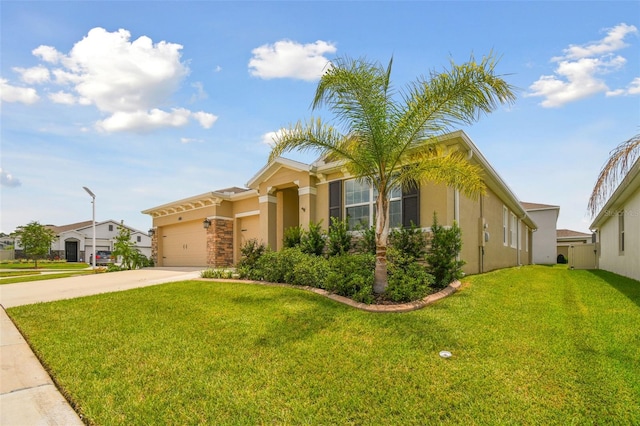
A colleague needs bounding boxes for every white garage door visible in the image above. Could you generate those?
[161,221,207,267]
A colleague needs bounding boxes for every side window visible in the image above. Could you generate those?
[510,213,517,248]
[345,179,371,229]
[109,224,114,232]
[619,211,625,253]
[328,180,343,221]
[502,206,508,246]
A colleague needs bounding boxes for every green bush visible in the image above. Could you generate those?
[386,248,434,302]
[236,239,266,280]
[201,269,234,279]
[355,225,376,255]
[389,222,426,260]
[300,221,326,256]
[327,217,352,256]
[283,226,303,248]
[255,247,307,283]
[292,255,330,288]
[325,254,375,303]
[425,213,465,288]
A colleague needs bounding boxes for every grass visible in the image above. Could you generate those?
[0,270,98,285]
[0,260,90,270]
[7,265,640,424]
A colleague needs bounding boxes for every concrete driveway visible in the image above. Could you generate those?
[0,267,204,425]
[0,267,203,308]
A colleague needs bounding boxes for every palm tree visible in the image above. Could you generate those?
[588,133,640,217]
[269,54,516,294]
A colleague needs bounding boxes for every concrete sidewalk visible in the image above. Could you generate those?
[0,267,203,425]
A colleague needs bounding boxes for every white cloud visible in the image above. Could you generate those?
[559,23,637,60]
[14,65,50,84]
[628,77,640,95]
[528,23,638,108]
[32,45,64,63]
[96,108,192,133]
[10,27,217,133]
[0,78,39,104]
[0,168,22,188]
[261,129,287,146]
[192,111,218,128]
[249,39,336,81]
[180,137,204,144]
[49,91,77,104]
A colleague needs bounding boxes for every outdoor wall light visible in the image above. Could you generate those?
[203,218,211,229]
[148,228,155,236]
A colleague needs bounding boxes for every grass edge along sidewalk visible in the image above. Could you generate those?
[7,265,640,425]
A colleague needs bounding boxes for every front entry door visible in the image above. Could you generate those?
[65,241,78,262]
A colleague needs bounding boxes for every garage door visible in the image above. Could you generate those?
[161,221,207,267]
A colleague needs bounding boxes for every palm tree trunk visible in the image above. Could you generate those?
[373,193,390,294]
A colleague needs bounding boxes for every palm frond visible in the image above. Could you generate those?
[588,133,640,217]
[396,149,486,200]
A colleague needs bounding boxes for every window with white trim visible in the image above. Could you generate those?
[525,227,529,252]
[503,206,508,246]
[344,179,402,230]
[510,213,517,248]
[619,211,625,253]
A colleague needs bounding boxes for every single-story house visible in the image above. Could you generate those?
[556,229,593,263]
[15,220,152,262]
[590,158,640,281]
[521,202,560,265]
[143,130,537,275]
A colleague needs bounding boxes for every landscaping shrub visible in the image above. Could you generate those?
[327,217,352,256]
[425,213,465,288]
[292,254,330,288]
[300,221,326,256]
[283,226,303,248]
[386,248,434,302]
[354,225,376,255]
[236,239,266,279]
[389,222,426,260]
[256,247,307,283]
[201,268,234,279]
[325,254,375,303]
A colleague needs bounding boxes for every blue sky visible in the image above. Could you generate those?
[1,1,638,235]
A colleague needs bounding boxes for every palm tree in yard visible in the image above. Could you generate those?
[588,133,640,217]
[269,54,516,294]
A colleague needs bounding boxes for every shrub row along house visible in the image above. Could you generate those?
[143,131,537,275]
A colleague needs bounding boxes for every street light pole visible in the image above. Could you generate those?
[83,186,96,269]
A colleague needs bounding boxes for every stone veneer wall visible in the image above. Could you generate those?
[207,218,234,267]
[150,231,158,266]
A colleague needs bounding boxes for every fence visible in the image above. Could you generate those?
[569,244,598,270]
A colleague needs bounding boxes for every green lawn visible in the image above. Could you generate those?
[7,265,640,424]
[0,260,89,270]
[0,270,98,285]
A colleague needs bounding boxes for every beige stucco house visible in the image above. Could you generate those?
[142,131,537,275]
[590,158,640,281]
[556,229,593,262]
[522,202,560,265]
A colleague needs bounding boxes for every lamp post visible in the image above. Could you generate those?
[83,186,96,269]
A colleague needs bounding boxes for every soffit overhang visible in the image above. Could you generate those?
[590,158,640,230]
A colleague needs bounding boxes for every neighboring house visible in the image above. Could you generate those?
[556,229,593,262]
[14,220,152,262]
[522,202,560,265]
[590,158,640,281]
[143,131,537,274]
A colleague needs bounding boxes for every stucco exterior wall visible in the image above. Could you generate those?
[598,187,640,281]
[527,209,559,264]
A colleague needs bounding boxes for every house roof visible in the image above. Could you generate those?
[46,220,93,234]
[557,229,591,239]
[521,202,560,211]
[590,157,640,230]
[246,157,311,190]
[142,189,257,217]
